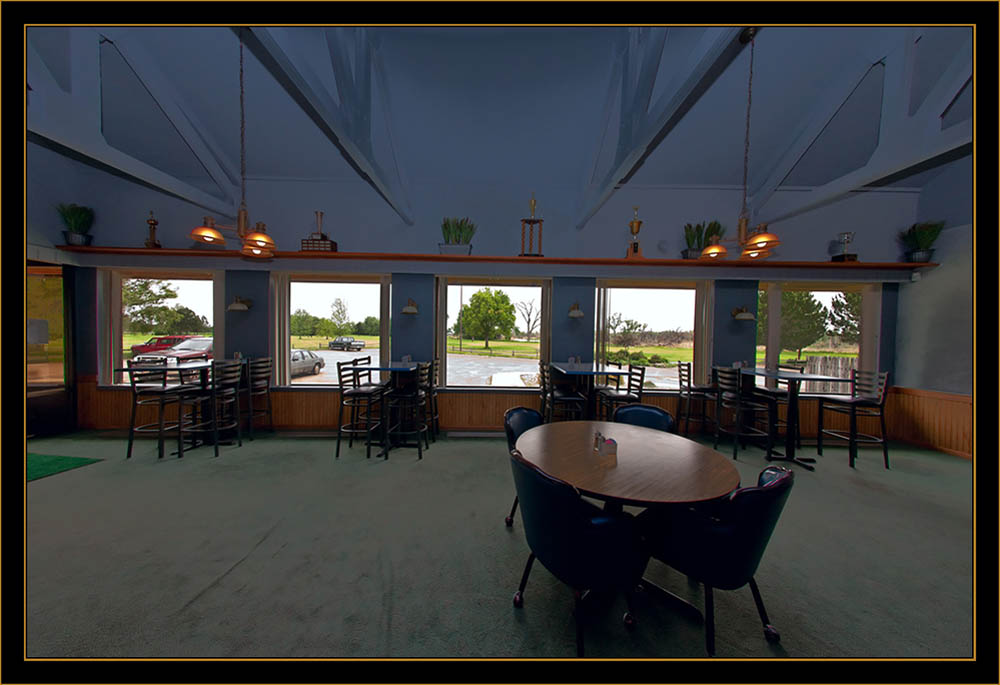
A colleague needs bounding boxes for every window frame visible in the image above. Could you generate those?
[436,276,551,389]
[276,272,390,387]
[101,268,221,386]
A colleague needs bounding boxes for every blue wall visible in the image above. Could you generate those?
[390,273,435,362]
[67,266,98,376]
[550,277,596,362]
[224,270,270,360]
[712,280,759,368]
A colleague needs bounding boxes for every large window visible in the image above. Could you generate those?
[27,266,65,389]
[112,274,215,383]
[756,283,863,392]
[441,280,547,387]
[288,279,385,385]
[596,284,697,390]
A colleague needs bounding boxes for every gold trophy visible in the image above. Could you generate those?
[625,206,644,260]
[520,192,543,257]
[144,210,161,248]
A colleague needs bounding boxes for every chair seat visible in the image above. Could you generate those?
[597,388,639,402]
[553,389,587,402]
[816,394,881,408]
[343,385,384,397]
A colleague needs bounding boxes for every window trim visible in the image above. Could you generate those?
[438,276,550,389]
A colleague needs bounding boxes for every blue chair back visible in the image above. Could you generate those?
[612,403,675,433]
[509,452,648,592]
[504,406,544,454]
[660,466,794,591]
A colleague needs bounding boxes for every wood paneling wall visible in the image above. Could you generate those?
[75,383,972,459]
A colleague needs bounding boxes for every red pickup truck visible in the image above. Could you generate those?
[130,334,197,356]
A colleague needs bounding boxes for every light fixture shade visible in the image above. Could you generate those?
[748,231,781,250]
[240,243,273,259]
[191,221,225,244]
[243,226,275,250]
[741,246,771,259]
[700,242,728,259]
[568,302,585,318]
[732,307,756,321]
[227,296,252,311]
[401,298,419,315]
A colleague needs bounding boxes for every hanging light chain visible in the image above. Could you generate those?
[740,36,754,220]
[239,29,247,206]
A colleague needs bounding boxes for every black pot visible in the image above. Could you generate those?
[681,248,701,259]
[906,248,934,263]
[63,231,93,246]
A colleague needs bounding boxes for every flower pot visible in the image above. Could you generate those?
[905,249,934,263]
[63,231,93,246]
[681,248,701,259]
[439,243,472,255]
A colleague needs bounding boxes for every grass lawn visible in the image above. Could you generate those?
[445,337,539,357]
[291,335,380,351]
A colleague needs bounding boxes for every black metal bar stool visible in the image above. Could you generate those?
[424,357,441,441]
[677,361,717,436]
[384,363,430,459]
[178,360,244,458]
[816,370,890,469]
[244,357,274,440]
[597,364,645,420]
[335,358,385,459]
[712,366,774,461]
[125,359,199,460]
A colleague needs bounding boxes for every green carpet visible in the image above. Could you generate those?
[26,453,101,482]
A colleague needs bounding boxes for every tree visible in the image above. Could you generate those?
[614,319,648,349]
[608,312,624,337]
[315,318,339,338]
[827,292,861,344]
[353,315,380,336]
[291,309,319,336]
[330,298,352,335]
[756,290,768,346]
[515,299,540,340]
[122,279,177,332]
[780,291,829,359]
[159,305,210,335]
[461,288,515,348]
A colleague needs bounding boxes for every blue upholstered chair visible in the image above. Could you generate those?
[502,406,544,527]
[509,450,649,657]
[612,403,676,433]
[638,466,795,656]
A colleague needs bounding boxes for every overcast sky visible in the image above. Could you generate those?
[165,280,838,332]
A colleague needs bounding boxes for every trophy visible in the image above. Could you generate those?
[519,192,543,257]
[625,206,644,260]
[831,231,857,262]
[144,210,161,248]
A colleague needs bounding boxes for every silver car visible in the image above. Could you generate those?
[290,349,325,377]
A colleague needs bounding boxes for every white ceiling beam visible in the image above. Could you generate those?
[575,27,746,230]
[26,29,235,216]
[253,27,413,225]
[757,33,972,225]
[99,29,240,202]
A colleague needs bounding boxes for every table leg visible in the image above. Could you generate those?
[766,379,816,471]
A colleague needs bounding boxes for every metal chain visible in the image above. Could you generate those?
[239,29,246,205]
[740,37,754,219]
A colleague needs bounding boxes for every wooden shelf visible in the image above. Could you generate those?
[54,245,936,270]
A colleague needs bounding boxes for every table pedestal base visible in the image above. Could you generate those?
[637,577,704,623]
[765,454,816,471]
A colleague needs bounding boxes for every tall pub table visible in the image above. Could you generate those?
[549,361,630,419]
[348,361,420,458]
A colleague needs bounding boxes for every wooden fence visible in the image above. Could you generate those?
[801,356,858,393]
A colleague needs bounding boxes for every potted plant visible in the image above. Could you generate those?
[899,221,944,262]
[439,217,476,255]
[682,220,725,258]
[57,203,95,246]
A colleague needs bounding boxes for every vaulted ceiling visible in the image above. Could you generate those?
[27,25,973,232]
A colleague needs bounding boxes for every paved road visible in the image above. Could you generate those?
[291,346,680,388]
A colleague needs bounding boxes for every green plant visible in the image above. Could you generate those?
[899,221,944,251]
[441,217,477,244]
[56,204,95,234]
[683,222,704,249]
[704,220,726,244]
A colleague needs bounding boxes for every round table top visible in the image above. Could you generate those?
[514,420,741,506]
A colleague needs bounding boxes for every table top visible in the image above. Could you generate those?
[740,367,851,382]
[514,420,740,506]
[352,362,420,372]
[550,362,629,376]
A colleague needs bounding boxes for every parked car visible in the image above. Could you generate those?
[133,337,214,363]
[328,336,366,351]
[291,349,325,377]
[130,334,197,356]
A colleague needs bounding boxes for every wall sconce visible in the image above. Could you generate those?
[731,306,756,321]
[227,296,252,312]
[568,302,585,319]
[401,298,419,315]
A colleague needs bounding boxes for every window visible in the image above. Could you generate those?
[756,283,864,392]
[440,279,548,387]
[110,272,216,383]
[286,278,387,386]
[595,283,697,390]
[27,266,66,389]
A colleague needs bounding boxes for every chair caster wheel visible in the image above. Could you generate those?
[513,591,523,608]
[764,625,780,643]
[505,516,513,527]
[623,612,636,629]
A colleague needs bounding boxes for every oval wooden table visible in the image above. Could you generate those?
[514,420,740,507]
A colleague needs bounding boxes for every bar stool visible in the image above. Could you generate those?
[384,363,430,459]
[597,364,645,420]
[125,359,198,460]
[335,358,385,460]
[816,370,890,469]
[539,362,586,422]
[178,360,244,458]
[753,363,804,450]
[713,366,774,461]
[424,357,441,441]
[677,361,717,436]
[244,357,274,440]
